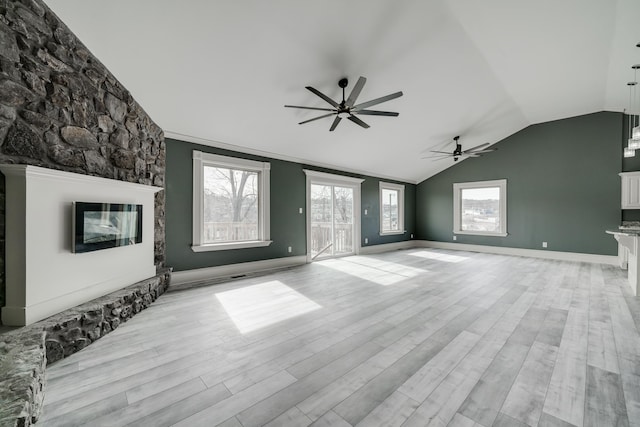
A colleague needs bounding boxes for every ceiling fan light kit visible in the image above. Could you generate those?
[285,76,403,131]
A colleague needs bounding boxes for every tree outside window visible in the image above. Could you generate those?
[192,151,271,252]
[203,166,258,243]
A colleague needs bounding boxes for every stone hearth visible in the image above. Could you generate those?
[0,268,170,426]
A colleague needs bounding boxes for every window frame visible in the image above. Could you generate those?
[192,150,271,252]
[453,179,507,237]
[379,181,405,236]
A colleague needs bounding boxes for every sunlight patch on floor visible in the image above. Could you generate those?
[319,257,421,286]
[215,280,322,334]
[409,250,469,263]
[349,256,427,275]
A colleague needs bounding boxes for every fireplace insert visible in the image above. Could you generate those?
[72,202,143,253]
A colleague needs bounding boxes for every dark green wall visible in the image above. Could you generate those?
[416,111,622,256]
[166,138,416,271]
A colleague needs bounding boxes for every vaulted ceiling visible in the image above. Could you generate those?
[44,0,640,183]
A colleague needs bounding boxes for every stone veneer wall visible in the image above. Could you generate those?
[0,0,166,312]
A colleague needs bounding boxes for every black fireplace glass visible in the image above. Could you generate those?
[73,202,142,253]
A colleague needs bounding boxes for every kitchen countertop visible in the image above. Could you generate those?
[606,228,640,236]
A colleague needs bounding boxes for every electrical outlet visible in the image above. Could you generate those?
[453,235,457,241]
[364,209,368,215]
[542,242,547,248]
[299,208,303,214]
[411,234,414,239]
[364,237,368,244]
[288,246,292,253]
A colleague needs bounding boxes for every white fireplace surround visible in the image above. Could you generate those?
[0,165,162,326]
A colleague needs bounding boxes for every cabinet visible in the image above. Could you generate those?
[621,172,640,209]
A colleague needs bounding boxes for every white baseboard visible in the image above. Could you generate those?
[170,255,308,287]
[417,240,619,266]
[359,240,419,255]
[170,241,618,291]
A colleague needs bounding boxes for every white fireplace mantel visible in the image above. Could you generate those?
[0,164,162,326]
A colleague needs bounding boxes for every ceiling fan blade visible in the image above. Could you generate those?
[285,105,336,112]
[305,86,339,108]
[429,150,453,155]
[422,155,452,160]
[352,91,403,111]
[347,115,370,129]
[329,116,342,131]
[467,149,495,154]
[422,153,451,158]
[423,151,482,160]
[462,143,489,153]
[355,110,399,117]
[345,76,367,107]
[298,112,336,125]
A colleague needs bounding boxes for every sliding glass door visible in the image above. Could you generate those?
[304,170,363,262]
[310,184,354,259]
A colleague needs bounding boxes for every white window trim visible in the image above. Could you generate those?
[453,179,507,237]
[379,181,405,236]
[192,150,272,252]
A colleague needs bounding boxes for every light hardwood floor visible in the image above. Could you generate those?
[39,249,640,427]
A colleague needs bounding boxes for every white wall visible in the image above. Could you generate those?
[1,165,162,325]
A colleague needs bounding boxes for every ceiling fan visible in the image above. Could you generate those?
[285,76,403,131]
[424,136,496,161]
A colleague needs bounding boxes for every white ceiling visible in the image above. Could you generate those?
[44,0,640,184]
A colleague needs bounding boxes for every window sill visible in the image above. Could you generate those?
[191,240,273,252]
[379,230,405,236]
[453,231,508,237]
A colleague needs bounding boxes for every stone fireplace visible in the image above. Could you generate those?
[0,0,166,319]
[0,1,171,424]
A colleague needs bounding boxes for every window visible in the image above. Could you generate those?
[192,151,271,251]
[379,181,405,235]
[453,179,507,236]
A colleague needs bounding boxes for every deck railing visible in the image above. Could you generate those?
[203,222,258,242]
[310,222,353,256]
[203,221,354,256]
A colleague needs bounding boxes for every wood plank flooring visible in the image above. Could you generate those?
[39,249,640,427]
